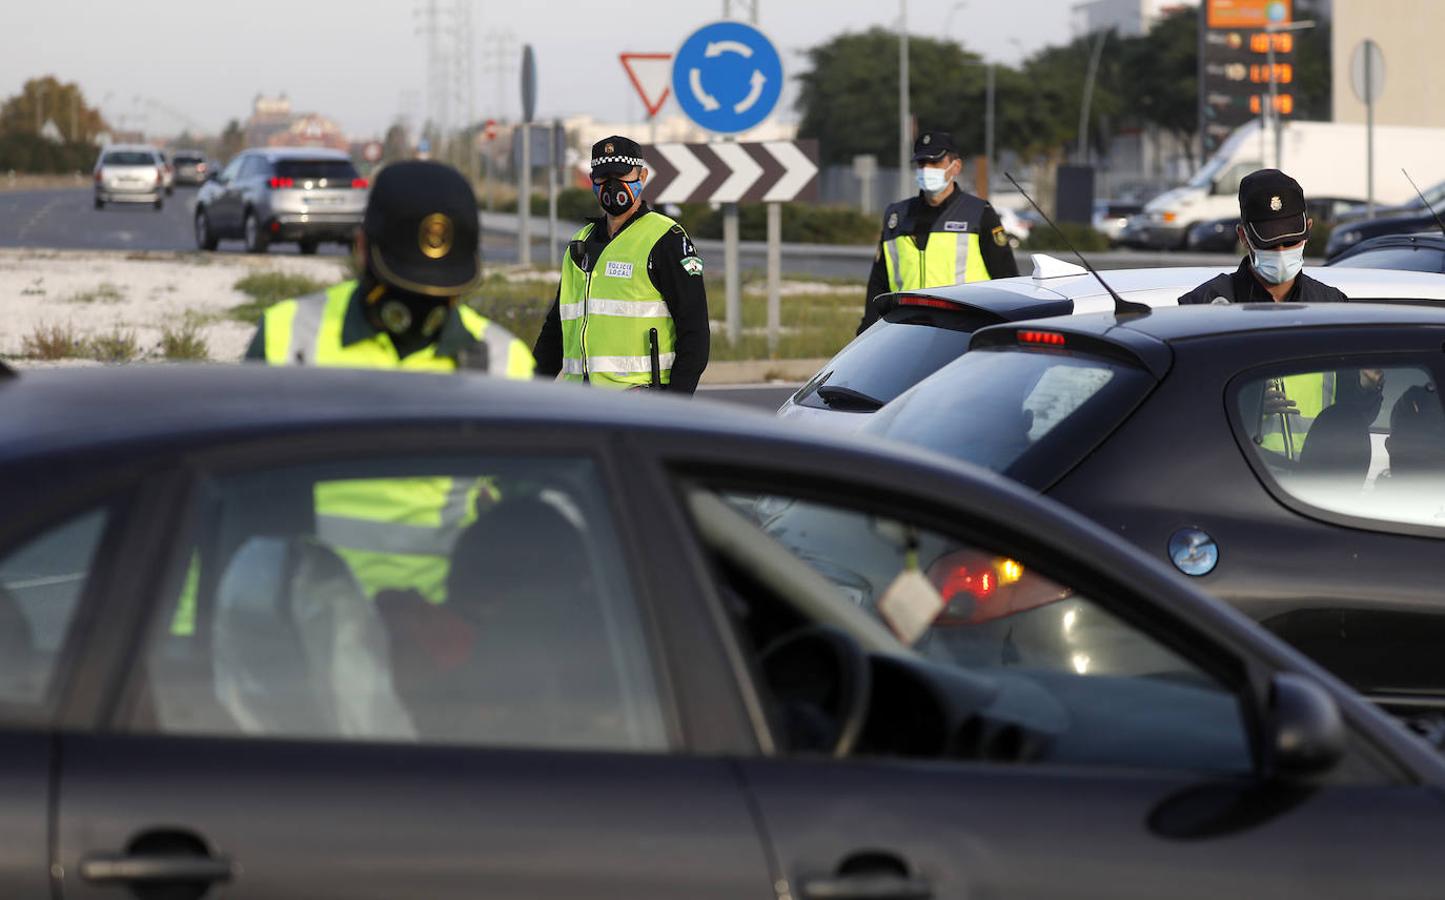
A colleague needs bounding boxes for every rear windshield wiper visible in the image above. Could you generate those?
[815,385,886,412]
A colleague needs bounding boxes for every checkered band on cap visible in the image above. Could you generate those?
[590,155,644,169]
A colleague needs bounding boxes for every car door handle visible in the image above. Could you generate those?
[79,854,234,885]
[799,874,933,900]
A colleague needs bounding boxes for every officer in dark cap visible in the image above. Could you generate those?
[1178,168,1345,305]
[533,134,709,393]
[856,130,1018,334]
[244,159,534,377]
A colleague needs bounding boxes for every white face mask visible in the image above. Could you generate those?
[1249,239,1305,285]
[915,165,953,195]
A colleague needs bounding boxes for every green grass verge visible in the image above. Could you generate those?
[160,322,210,361]
[229,271,331,324]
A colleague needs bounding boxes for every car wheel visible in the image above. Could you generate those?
[194,210,219,251]
[153,198,164,211]
[298,239,319,256]
[243,210,270,254]
[165,187,174,197]
[94,197,104,210]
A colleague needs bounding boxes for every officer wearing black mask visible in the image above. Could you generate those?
[244,160,534,377]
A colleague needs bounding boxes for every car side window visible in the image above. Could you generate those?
[698,488,1252,775]
[0,507,111,711]
[1231,363,1445,532]
[131,456,672,753]
[239,157,268,180]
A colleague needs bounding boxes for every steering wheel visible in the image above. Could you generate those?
[758,625,872,758]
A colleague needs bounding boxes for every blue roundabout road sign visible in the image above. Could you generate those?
[671,21,784,134]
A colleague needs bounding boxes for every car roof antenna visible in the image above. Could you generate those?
[1402,168,1445,236]
[1004,172,1150,317]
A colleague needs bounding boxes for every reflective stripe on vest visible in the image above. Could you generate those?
[557,213,679,389]
[884,230,989,292]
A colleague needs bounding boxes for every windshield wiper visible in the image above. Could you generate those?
[815,385,885,412]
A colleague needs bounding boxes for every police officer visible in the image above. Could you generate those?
[1178,168,1345,305]
[857,130,1019,334]
[533,135,710,393]
[242,160,535,603]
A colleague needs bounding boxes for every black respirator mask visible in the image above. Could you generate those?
[593,175,644,217]
[365,283,450,338]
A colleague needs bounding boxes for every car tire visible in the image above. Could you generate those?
[154,198,164,211]
[298,239,319,256]
[94,197,104,210]
[243,210,269,254]
[194,210,219,252]
[165,187,174,197]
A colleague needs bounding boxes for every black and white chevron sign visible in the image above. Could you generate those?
[642,139,819,205]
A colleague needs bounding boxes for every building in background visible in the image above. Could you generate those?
[244,95,294,148]
[1332,0,1445,128]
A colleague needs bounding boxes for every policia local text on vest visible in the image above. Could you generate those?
[243,161,534,604]
[856,131,1019,335]
[533,135,710,394]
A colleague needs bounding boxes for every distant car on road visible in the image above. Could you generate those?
[92,145,165,211]
[1,362,1444,898]
[1092,200,1143,246]
[169,150,209,187]
[1327,203,1445,260]
[1329,232,1445,274]
[778,258,1445,432]
[863,302,1445,728]
[194,147,368,255]
[1186,196,1365,253]
[157,150,175,196]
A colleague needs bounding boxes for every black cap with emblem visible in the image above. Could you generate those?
[1238,168,1308,248]
[362,160,480,297]
[590,135,644,178]
[912,131,959,163]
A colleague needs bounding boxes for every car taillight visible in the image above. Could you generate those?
[94,171,102,183]
[927,551,1064,625]
[1018,330,1066,347]
[269,177,295,189]
[155,168,164,185]
[897,295,957,310]
[351,178,369,189]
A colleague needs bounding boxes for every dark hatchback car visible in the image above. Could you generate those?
[1185,197,1364,253]
[864,303,1445,723]
[4,364,1445,898]
[1329,232,1445,274]
[1327,205,1445,260]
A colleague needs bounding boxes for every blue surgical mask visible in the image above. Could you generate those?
[915,166,952,195]
[1249,239,1305,285]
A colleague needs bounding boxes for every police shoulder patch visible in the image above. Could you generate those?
[681,256,704,276]
[991,225,1009,247]
[887,212,899,230]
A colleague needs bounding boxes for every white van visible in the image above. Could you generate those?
[1131,119,1445,249]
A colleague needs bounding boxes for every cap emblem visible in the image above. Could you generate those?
[604,141,615,154]
[1270,195,1282,212]
[418,213,454,260]
[922,135,931,145]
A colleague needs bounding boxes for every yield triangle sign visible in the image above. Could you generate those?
[620,52,673,118]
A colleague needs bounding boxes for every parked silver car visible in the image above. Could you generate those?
[93,145,165,210]
[193,148,368,254]
[170,149,209,187]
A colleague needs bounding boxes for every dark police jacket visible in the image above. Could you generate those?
[1178,257,1348,304]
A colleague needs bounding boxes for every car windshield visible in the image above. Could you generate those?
[1332,245,1445,273]
[275,159,360,181]
[864,345,1157,489]
[793,306,1002,412]
[103,151,156,166]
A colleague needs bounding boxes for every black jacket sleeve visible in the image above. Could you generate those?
[978,203,1019,279]
[532,284,564,377]
[857,240,892,335]
[648,225,710,395]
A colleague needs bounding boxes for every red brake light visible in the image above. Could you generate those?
[94,171,103,183]
[269,177,295,189]
[351,178,369,189]
[1018,330,1066,346]
[897,295,957,310]
[155,168,164,185]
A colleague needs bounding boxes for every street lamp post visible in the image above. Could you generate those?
[899,0,911,196]
[1264,19,1315,170]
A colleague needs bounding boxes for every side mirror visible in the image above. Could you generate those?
[1267,672,1346,778]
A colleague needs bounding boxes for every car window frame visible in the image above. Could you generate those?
[1225,353,1445,540]
[104,425,694,754]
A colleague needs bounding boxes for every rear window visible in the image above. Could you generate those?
[863,346,1156,489]
[275,159,359,181]
[172,153,204,165]
[102,151,157,166]
[793,307,999,411]
[1331,245,1445,274]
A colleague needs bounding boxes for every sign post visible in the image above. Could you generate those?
[519,44,537,267]
[670,20,784,345]
[548,119,560,263]
[1351,39,1386,219]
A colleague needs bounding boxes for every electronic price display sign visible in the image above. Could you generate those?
[1200,0,1295,155]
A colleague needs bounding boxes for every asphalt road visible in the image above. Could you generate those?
[0,186,347,256]
[696,383,795,412]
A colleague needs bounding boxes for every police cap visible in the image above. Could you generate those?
[912,131,958,163]
[363,160,480,297]
[1239,168,1308,249]
[590,135,644,178]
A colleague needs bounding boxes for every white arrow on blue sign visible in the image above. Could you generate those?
[671,21,783,135]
